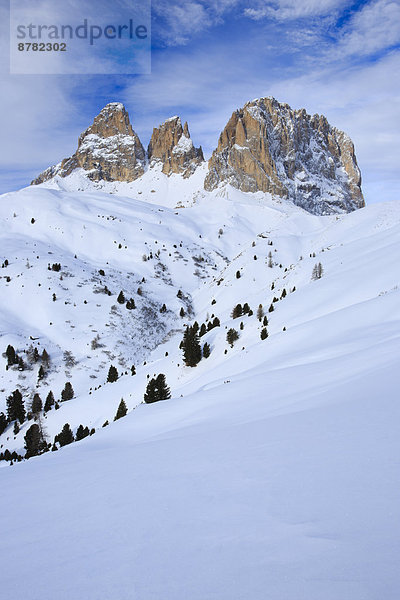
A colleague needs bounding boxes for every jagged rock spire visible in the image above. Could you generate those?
[148,116,204,178]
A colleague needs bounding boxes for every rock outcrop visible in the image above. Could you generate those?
[204,97,364,215]
[32,103,146,184]
[148,117,204,178]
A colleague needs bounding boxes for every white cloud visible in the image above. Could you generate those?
[334,0,400,58]
[244,0,350,20]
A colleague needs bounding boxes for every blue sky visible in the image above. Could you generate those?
[0,0,399,202]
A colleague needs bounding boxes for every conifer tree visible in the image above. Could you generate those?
[44,391,55,412]
[107,365,118,383]
[312,262,323,280]
[6,389,25,423]
[55,423,74,447]
[243,303,250,314]
[24,423,46,458]
[61,382,74,401]
[226,328,239,347]
[260,327,268,340]
[202,342,211,358]
[231,304,243,319]
[117,291,125,304]
[114,399,128,421]
[143,378,157,404]
[131,365,136,376]
[257,304,264,321]
[6,344,16,366]
[144,374,171,403]
[0,412,7,435]
[38,365,45,381]
[263,315,268,327]
[41,349,50,367]
[126,298,136,310]
[31,393,42,416]
[199,323,207,337]
[182,325,202,367]
[75,425,90,441]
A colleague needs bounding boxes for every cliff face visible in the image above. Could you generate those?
[32,103,146,184]
[148,117,204,178]
[204,97,364,215]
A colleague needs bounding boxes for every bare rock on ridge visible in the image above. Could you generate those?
[204,97,365,215]
[148,116,204,178]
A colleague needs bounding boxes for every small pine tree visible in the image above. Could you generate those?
[236,270,241,279]
[257,304,264,322]
[41,349,50,367]
[143,378,157,404]
[55,423,74,447]
[226,328,239,347]
[61,382,74,401]
[24,423,46,458]
[182,325,202,367]
[107,365,118,383]
[202,342,211,358]
[6,389,25,423]
[114,399,128,421]
[13,421,20,435]
[144,374,171,403]
[231,304,243,319]
[242,303,250,314]
[75,425,90,441]
[312,262,323,280]
[263,315,268,327]
[44,391,55,412]
[268,251,273,268]
[260,327,268,340]
[159,303,167,313]
[0,412,7,435]
[126,298,136,310]
[180,307,185,317]
[6,344,16,366]
[239,321,244,330]
[281,288,287,299]
[131,365,136,376]
[117,291,125,304]
[199,323,207,337]
[31,393,42,415]
[268,303,274,313]
[38,365,45,381]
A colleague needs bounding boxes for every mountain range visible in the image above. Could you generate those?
[0,97,399,600]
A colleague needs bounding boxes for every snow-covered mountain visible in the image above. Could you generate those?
[0,102,399,599]
[33,98,363,215]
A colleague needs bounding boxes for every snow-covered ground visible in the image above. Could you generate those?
[0,169,399,599]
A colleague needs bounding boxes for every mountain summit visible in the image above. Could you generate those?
[205,97,364,214]
[32,97,364,215]
[32,103,146,184]
[148,116,204,178]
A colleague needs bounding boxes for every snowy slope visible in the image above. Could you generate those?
[0,172,399,599]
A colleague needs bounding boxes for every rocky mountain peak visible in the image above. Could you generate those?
[32,103,146,185]
[204,97,364,215]
[148,116,204,178]
[78,102,135,140]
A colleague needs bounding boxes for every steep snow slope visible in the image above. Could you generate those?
[0,175,399,599]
